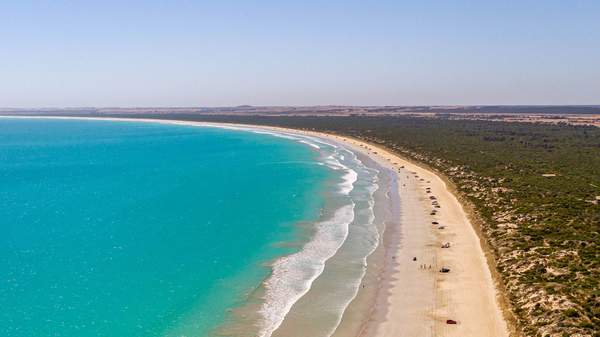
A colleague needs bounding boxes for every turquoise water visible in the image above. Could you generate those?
[0,118,332,337]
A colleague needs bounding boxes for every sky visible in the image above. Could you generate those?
[1,0,599,107]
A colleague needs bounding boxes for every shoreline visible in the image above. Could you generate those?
[1,115,510,337]
[322,135,510,337]
[231,126,510,337]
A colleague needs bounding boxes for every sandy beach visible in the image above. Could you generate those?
[2,116,510,337]
[315,133,510,337]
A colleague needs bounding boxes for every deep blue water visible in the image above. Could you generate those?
[0,118,330,337]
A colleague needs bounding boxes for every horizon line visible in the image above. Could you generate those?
[2,104,600,110]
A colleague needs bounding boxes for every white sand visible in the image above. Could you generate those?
[319,135,510,337]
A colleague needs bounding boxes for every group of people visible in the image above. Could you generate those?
[413,257,432,269]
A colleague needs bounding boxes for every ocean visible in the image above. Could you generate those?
[0,117,388,337]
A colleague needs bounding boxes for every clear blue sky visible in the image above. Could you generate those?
[1,0,599,107]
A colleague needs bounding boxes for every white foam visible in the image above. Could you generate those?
[299,140,320,149]
[257,203,355,337]
[324,182,380,337]
[255,140,365,337]
[248,130,324,151]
